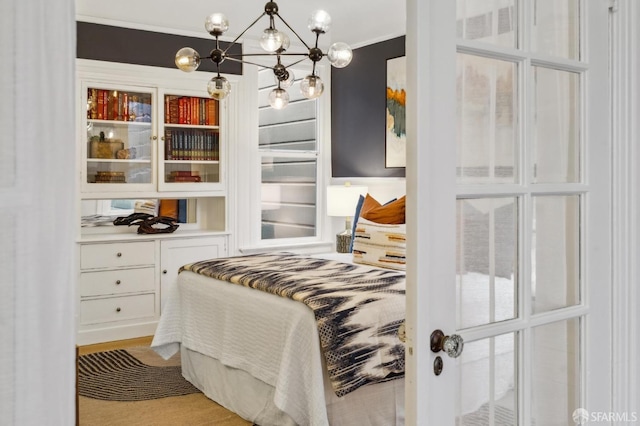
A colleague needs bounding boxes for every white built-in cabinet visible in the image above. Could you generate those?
[76,59,238,345]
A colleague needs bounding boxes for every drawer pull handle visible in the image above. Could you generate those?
[116,280,121,285]
[116,252,122,257]
[163,270,167,274]
[116,307,121,313]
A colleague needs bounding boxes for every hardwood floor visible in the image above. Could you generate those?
[78,335,154,355]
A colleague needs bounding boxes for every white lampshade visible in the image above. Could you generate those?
[327,184,368,217]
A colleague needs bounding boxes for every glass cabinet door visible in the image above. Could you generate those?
[84,84,155,192]
[159,93,222,191]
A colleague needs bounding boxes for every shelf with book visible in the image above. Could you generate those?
[87,88,152,123]
[81,80,228,194]
[83,83,156,192]
[158,92,223,191]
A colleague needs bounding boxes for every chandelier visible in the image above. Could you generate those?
[174,1,353,109]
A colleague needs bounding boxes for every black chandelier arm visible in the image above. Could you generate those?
[222,55,284,70]
[285,57,309,68]
[222,54,308,72]
[222,12,267,56]
[274,12,312,51]
[224,52,310,58]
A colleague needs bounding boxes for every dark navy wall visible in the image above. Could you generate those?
[76,22,243,75]
[331,36,406,178]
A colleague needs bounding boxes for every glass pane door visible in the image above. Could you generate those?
[409,0,610,424]
[450,1,609,424]
[159,94,221,190]
[85,86,154,191]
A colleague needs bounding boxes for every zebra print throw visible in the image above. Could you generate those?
[181,252,406,397]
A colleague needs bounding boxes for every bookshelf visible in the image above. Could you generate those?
[81,84,225,194]
[76,60,236,345]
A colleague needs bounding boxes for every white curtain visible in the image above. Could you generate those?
[0,0,76,424]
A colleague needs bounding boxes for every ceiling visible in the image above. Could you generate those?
[76,0,406,49]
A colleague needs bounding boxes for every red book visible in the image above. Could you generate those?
[97,89,104,119]
[123,93,129,121]
[191,97,197,125]
[102,90,108,120]
[170,170,199,177]
[167,96,179,124]
[165,96,169,123]
[169,175,202,182]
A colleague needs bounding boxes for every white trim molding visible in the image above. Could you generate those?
[610,0,639,416]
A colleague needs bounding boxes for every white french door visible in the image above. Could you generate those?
[406,1,612,425]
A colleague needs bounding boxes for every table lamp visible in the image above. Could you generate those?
[327,183,368,253]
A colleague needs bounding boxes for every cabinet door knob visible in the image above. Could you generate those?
[116,280,121,285]
[151,135,158,140]
[116,252,122,257]
[163,269,167,274]
[116,307,121,313]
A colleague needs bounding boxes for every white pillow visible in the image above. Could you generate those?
[352,218,406,271]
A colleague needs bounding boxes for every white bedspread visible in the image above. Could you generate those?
[152,268,331,426]
[152,252,515,423]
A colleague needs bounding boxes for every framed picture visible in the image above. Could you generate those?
[385,56,406,168]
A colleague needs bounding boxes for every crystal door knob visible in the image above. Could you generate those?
[430,329,464,358]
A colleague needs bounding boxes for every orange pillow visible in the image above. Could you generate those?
[359,194,382,217]
[361,195,405,224]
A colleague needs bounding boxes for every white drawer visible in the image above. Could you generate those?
[80,268,155,297]
[80,293,156,325]
[80,241,155,270]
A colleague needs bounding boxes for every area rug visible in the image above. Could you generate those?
[78,348,201,401]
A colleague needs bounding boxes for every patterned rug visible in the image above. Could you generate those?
[78,348,201,401]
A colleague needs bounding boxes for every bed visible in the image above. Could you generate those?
[151,251,406,426]
[151,191,516,424]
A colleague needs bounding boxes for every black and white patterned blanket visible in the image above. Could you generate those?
[181,252,405,397]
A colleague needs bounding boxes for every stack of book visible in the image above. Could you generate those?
[165,95,218,126]
[166,170,201,183]
[87,88,152,122]
[164,129,219,161]
[94,171,126,183]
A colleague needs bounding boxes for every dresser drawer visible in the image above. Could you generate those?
[80,294,156,325]
[80,241,155,270]
[80,267,155,297]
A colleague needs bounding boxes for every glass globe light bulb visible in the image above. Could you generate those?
[175,47,201,72]
[327,42,353,68]
[207,76,231,100]
[205,13,229,35]
[268,88,290,110]
[260,28,283,52]
[308,10,331,33]
[274,68,295,89]
[279,32,290,52]
[300,75,324,99]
